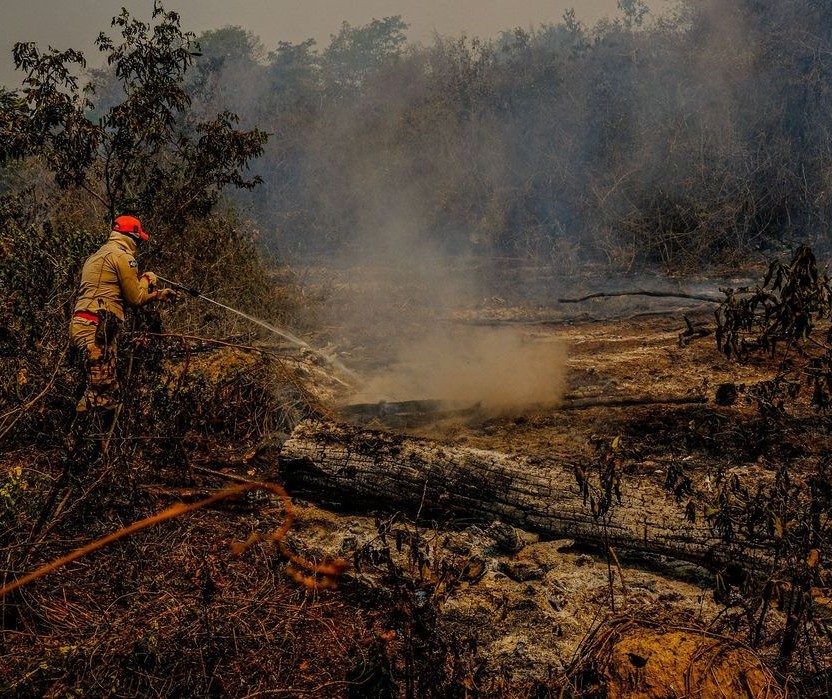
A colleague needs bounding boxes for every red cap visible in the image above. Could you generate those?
[112,215,149,241]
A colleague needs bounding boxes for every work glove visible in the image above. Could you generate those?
[157,288,182,304]
[141,271,158,290]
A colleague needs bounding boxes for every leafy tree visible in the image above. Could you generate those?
[196,25,265,68]
[3,1,267,226]
[618,0,650,29]
[321,16,409,101]
[188,25,268,122]
[267,39,321,113]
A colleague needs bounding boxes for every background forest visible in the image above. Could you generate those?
[181,0,832,271]
[3,0,832,273]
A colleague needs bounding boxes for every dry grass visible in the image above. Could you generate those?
[1,475,365,698]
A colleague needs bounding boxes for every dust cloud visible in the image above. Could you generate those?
[327,209,566,410]
[355,325,566,409]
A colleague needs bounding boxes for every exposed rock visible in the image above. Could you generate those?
[484,520,526,554]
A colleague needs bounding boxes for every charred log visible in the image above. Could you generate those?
[338,396,708,428]
[278,420,765,571]
[559,394,707,410]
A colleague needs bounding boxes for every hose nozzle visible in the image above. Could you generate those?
[157,275,200,297]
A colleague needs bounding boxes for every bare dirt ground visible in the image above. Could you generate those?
[295,271,828,696]
[2,269,830,697]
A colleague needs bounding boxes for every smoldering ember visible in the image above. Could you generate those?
[2,2,832,697]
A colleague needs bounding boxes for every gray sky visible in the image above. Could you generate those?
[0,0,668,88]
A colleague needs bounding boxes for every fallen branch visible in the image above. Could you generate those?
[558,290,721,303]
[448,305,716,326]
[559,394,708,410]
[338,395,708,427]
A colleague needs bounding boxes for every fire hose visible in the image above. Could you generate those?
[155,275,360,383]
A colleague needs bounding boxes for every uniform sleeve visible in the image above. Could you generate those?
[113,252,154,307]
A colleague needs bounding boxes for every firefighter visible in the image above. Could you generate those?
[69,215,176,413]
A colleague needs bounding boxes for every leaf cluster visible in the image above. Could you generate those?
[716,246,832,361]
[703,462,832,668]
[711,245,832,426]
[2,1,267,224]
[575,435,625,522]
[8,44,98,188]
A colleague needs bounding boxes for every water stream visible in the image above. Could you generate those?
[161,277,361,384]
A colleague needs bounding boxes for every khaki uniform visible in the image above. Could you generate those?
[70,232,156,412]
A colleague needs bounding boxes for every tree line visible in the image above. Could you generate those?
[3,0,832,277]
[173,0,832,270]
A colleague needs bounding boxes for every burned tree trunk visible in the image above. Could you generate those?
[279,420,763,569]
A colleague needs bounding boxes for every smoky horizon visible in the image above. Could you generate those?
[0,0,671,89]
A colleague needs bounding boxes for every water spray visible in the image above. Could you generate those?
[156,275,361,384]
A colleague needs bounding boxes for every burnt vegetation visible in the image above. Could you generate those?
[2,0,832,697]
